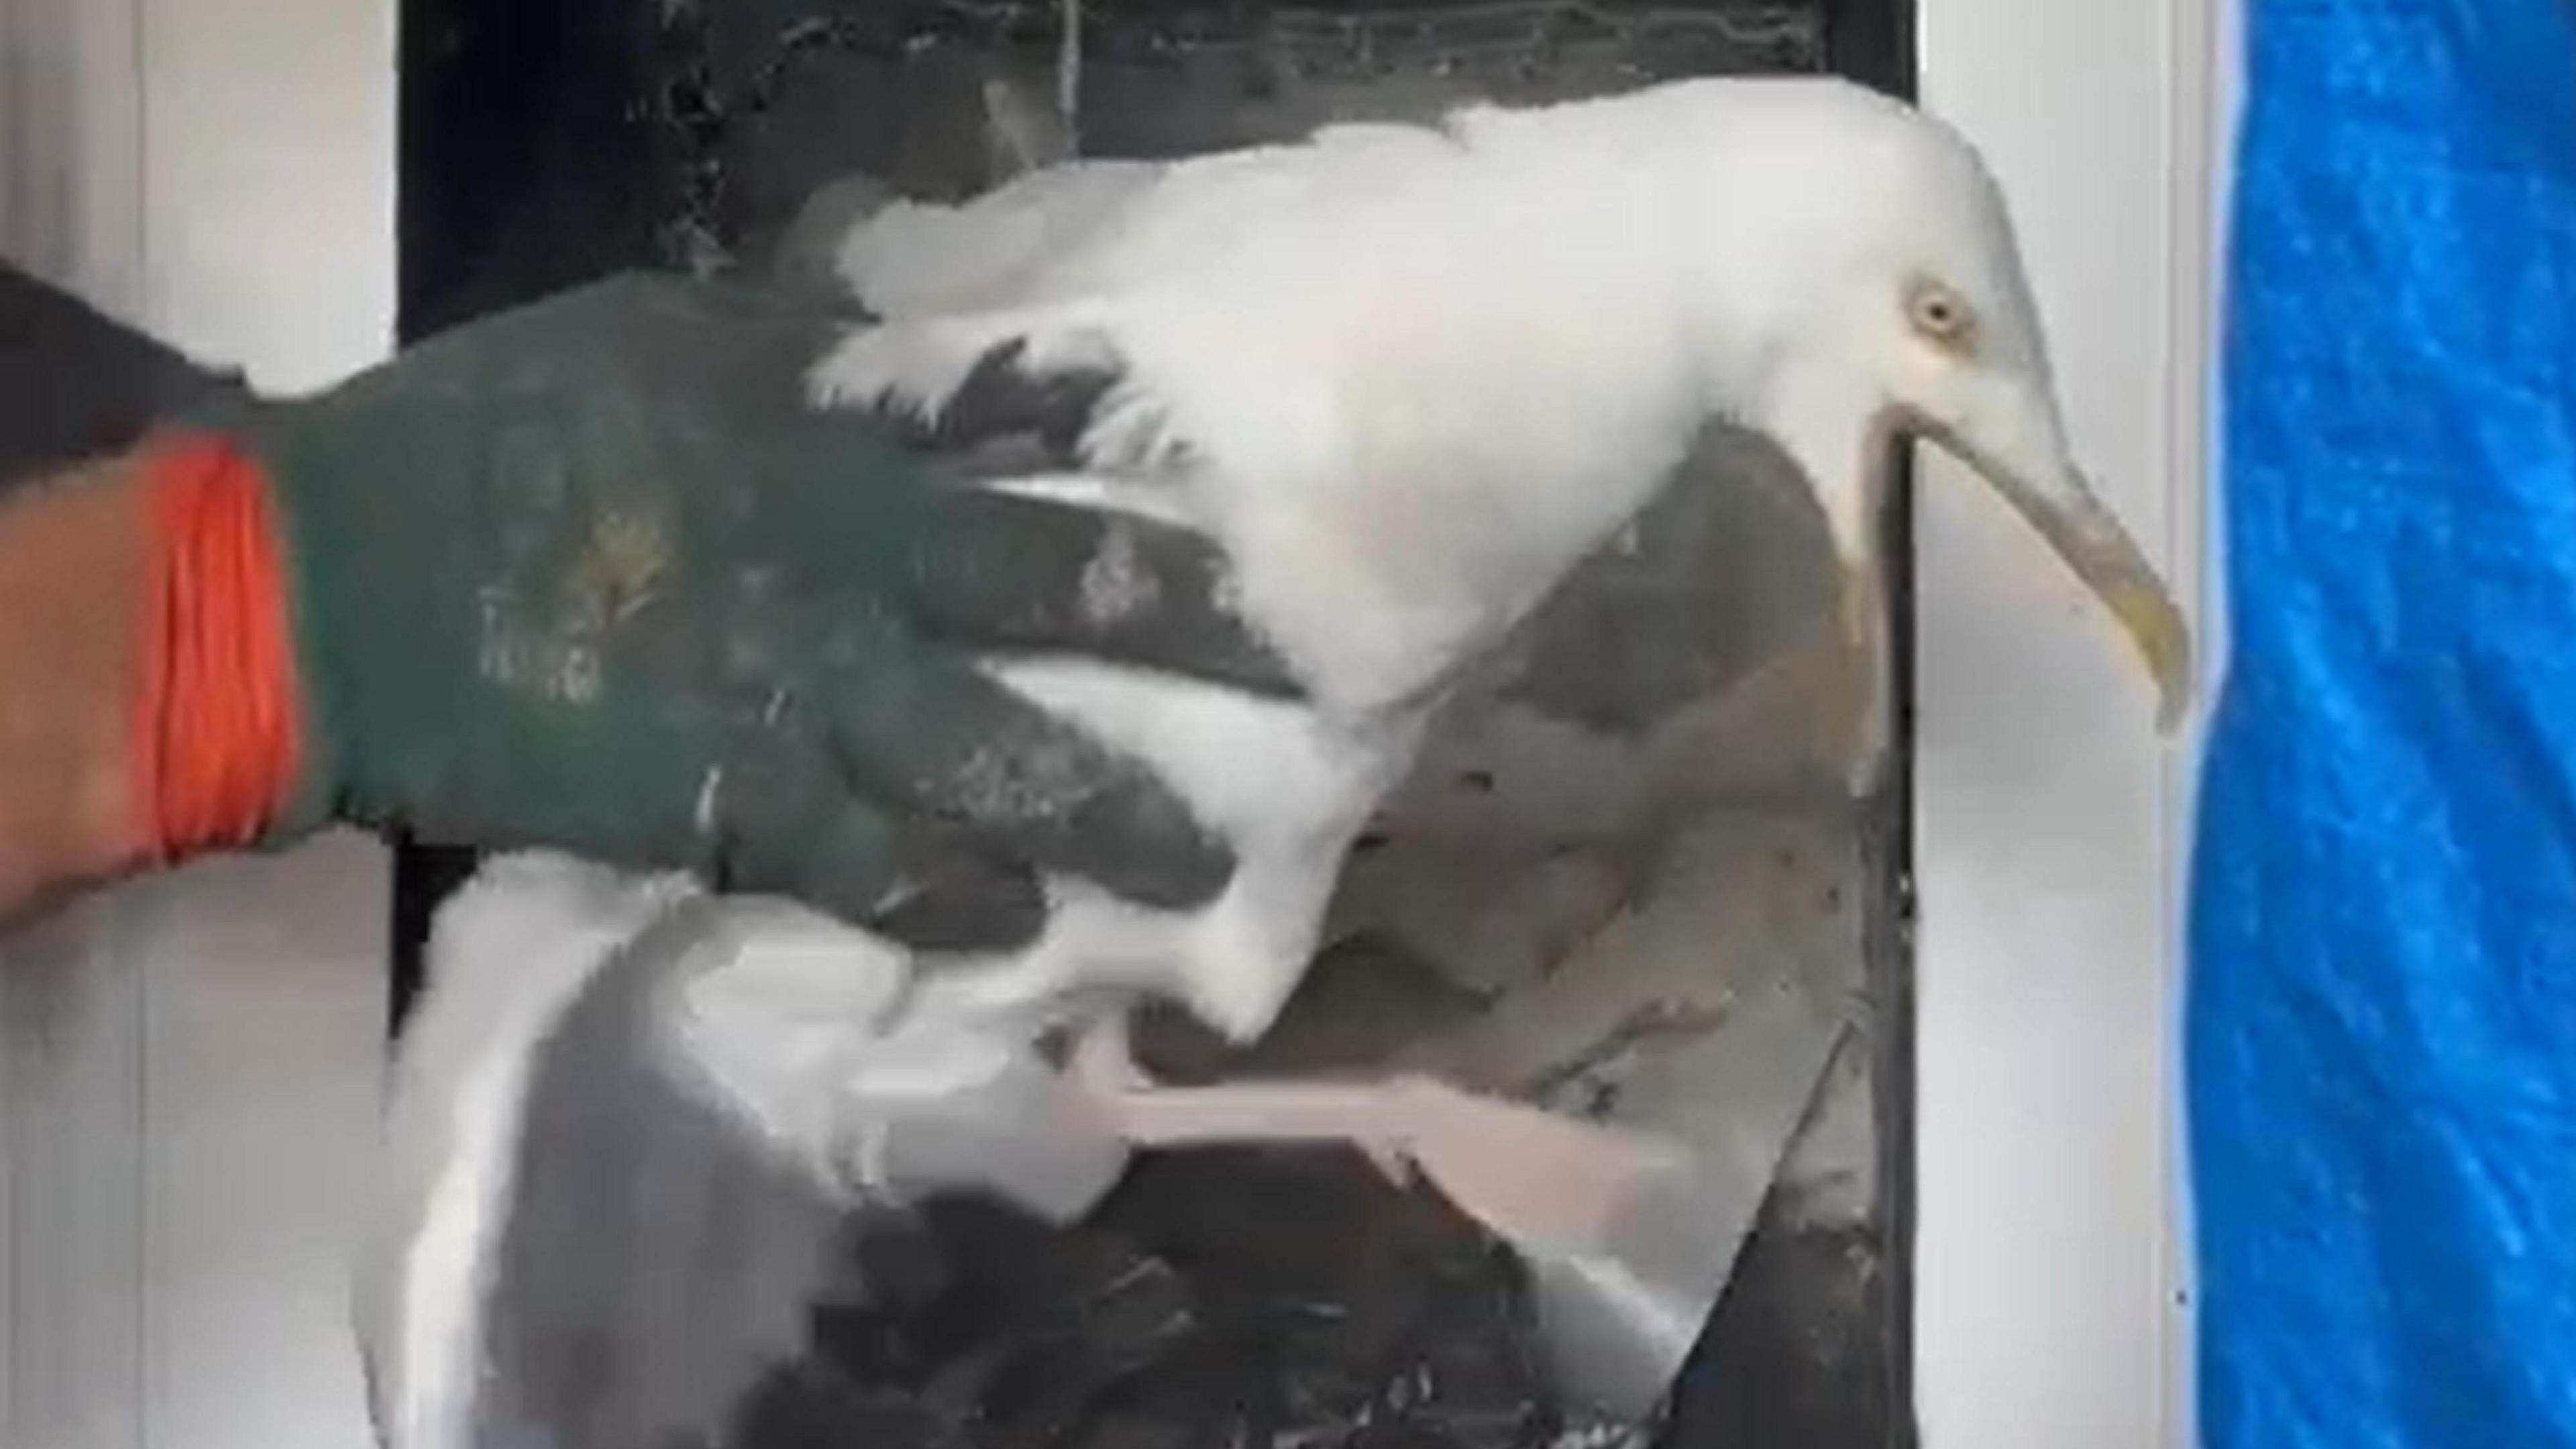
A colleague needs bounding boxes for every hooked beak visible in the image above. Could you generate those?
[1769,362,2192,794]
[1920,407,2194,731]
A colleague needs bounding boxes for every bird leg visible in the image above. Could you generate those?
[1066,1014,1686,1253]
[1067,1016,1419,1184]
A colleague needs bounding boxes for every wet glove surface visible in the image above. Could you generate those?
[212,272,1292,949]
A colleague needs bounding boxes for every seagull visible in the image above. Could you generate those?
[361,80,2195,1446]
[801,73,2190,1116]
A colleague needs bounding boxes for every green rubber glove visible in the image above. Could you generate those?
[205,272,1291,951]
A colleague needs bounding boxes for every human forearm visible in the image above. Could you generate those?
[0,453,151,918]
[0,272,1295,940]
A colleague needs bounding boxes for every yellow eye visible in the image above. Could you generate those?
[1906,278,1977,352]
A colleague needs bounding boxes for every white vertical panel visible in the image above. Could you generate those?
[136,0,396,393]
[138,839,387,1449]
[1911,0,2229,1445]
[0,0,78,282]
[1,894,147,1449]
[4,849,389,1449]
[0,0,397,1446]
[0,0,146,317]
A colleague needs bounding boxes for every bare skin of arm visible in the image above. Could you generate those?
[0,455,150,919]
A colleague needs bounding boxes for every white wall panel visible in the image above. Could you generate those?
[133,0,396,394]
[1,892,148,1449]
[0,2,396,1448]
[0,0,147,317]
[1913,0,2232,1444]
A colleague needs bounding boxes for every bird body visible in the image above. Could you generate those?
[392,72,2193,1247]
[809,74,2188,1065]
[366,84,2197,1442]
[828,80,1906,716]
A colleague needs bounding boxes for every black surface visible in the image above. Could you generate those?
[398,0,669,337]
[708,1152,1634,1449]
[0,264,239,488]
[1823,0,1915,99]
[386,835,483,1036]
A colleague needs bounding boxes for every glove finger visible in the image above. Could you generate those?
[821,655,1236,913]
[716,337,1294,698]
[696,317,1293,698]
[889,337,1120,460]
[706,740,1049,951]
[700,742,890,908]
[856,832,1047,955]
[900,488,1305,701]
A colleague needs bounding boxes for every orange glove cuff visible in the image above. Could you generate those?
[129,433,305,863]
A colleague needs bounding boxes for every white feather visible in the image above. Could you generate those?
[816,76,2001,714]
[361,855,696,1449]
[800,77,2022,1046]
[836,159,1163,317]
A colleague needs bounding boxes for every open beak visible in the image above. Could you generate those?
[1926,411,2194,731]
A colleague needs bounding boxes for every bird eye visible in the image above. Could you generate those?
[1905,279,1977,352]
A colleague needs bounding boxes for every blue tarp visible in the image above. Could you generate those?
[2192,3,2576,1445]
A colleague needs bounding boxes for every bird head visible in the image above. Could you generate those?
[1686,84,2192,749]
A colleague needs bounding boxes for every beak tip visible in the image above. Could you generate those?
[2155,682,2190,735]
[2094,582,2194,736]
[2137,609,2195,735]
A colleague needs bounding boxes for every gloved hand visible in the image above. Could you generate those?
[168,272,1291,950]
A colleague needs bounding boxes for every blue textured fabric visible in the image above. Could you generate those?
[2192,3,2576,1446]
